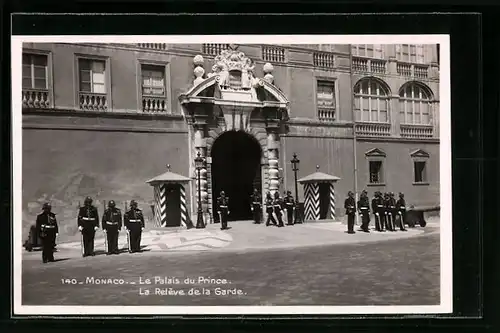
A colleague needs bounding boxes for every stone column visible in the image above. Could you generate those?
[266,128,280,196]
[193,124,208,212]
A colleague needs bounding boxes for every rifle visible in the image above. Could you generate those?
[103,200,107,253]
[78,201,84,257]
[125,201,131,253]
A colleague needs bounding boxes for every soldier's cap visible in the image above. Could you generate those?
[108,200,116,207]
[130,200,138,206]
[220,191,225,195]
[287,190,292,195]
[274,191,279,197]
[362,190,368,195]
[42,202,51,210]
[399,192,404,197]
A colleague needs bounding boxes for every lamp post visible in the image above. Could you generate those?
[194,152,205,229]
[291,153,302,224]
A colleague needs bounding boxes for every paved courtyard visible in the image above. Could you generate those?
[21,218,440,307]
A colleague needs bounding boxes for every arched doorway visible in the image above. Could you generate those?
[211,130,262,221]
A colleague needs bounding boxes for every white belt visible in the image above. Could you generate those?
[82,217,95,221]
[41,225,56,228]
[286,203,294,206]
[106,222,118,225]
[400,206,406,209]
[128,219,140,222]
[360,207,368,210]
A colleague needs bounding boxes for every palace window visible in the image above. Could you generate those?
[351,44,383,58]
[399,82,432,125]
[396,44,425,64]
[22,53,48,89]
[79,58,106,94]
[140,63,168,113]
[411,149,430,185]
[354,78,390,123]
[141,64,165,96]
[316,80,336,121]
[365,148,386,186]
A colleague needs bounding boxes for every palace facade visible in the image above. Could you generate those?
[21,42,440,229]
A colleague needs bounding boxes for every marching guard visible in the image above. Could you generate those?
[383,192,395,231]
[124,200,145,253]
[217,191,230,230]
[358,190,371,232]
[372,191,382,232]
[102,200,122,255]
[36,203,59,263]
[273,191,285,227]
[78,196,99,257]
[396,193,408,231]
[283,190,295,226]
[250,188,262,224]
[265,192,277,226]
[344,191,356,234]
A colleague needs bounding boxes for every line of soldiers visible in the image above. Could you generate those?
[216,188,297,229]
[344,190,408,234]
[34,196,146,263]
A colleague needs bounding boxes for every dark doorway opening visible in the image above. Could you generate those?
[211,130,262,221]
[319,183,330,220]
[165,185,181,227]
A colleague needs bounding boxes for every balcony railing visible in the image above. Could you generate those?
[352,57,387,74]
[397,62,429,79]
[137,43,168,50]
[262,46,286,63]
[22,89,50,109]
[400,124,433,138]
[317,108,336,122]
[202,44,230,56]
[142,96,168,112]
[313,52,335,68]
[355,122,391,137]
[79,92,108,111]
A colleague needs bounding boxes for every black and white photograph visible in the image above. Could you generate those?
[12,35,452,315]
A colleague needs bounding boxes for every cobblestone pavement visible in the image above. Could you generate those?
[22,230,440,307]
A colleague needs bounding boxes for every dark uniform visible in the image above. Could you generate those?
[250,189,262,224]
[36,203,58,263]
[265,192,278,226]
[102,200,122,254]
[283,191,295,226]
[372,192,384,232]
[388,192,398,231]
[396,193,408,231]
[344,191,356,234]
[124,200,145,253]
[273,192,285,227]
[217,191,230,230]
[358,191,371,232]
[383,193,395,231]
[77,197,99,257]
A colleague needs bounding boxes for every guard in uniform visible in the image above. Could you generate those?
[396,192,408,231]
[102,200,122,254]
[371,191,382,232]
[388,192,398,231]
[250,188,262,224]
[217,191,230,230]
[265,192,278,226]
[383,193,395,231]
[77,196,99,257]
[124,200,145,253]
[344,191,356,234]
[36,203,59,263]
[358,190,371,232]
[283,191,295,226]
[273,191,285,227]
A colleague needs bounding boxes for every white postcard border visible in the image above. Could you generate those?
[12,34,452,316]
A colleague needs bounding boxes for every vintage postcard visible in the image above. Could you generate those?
[12,35,451,316]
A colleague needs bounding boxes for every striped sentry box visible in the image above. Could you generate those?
[153,184,167,227]
[303,183,320,221]
[329,183,336,220]
[180,185,188,228]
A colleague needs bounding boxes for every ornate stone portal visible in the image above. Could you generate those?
[179,45,290,222]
